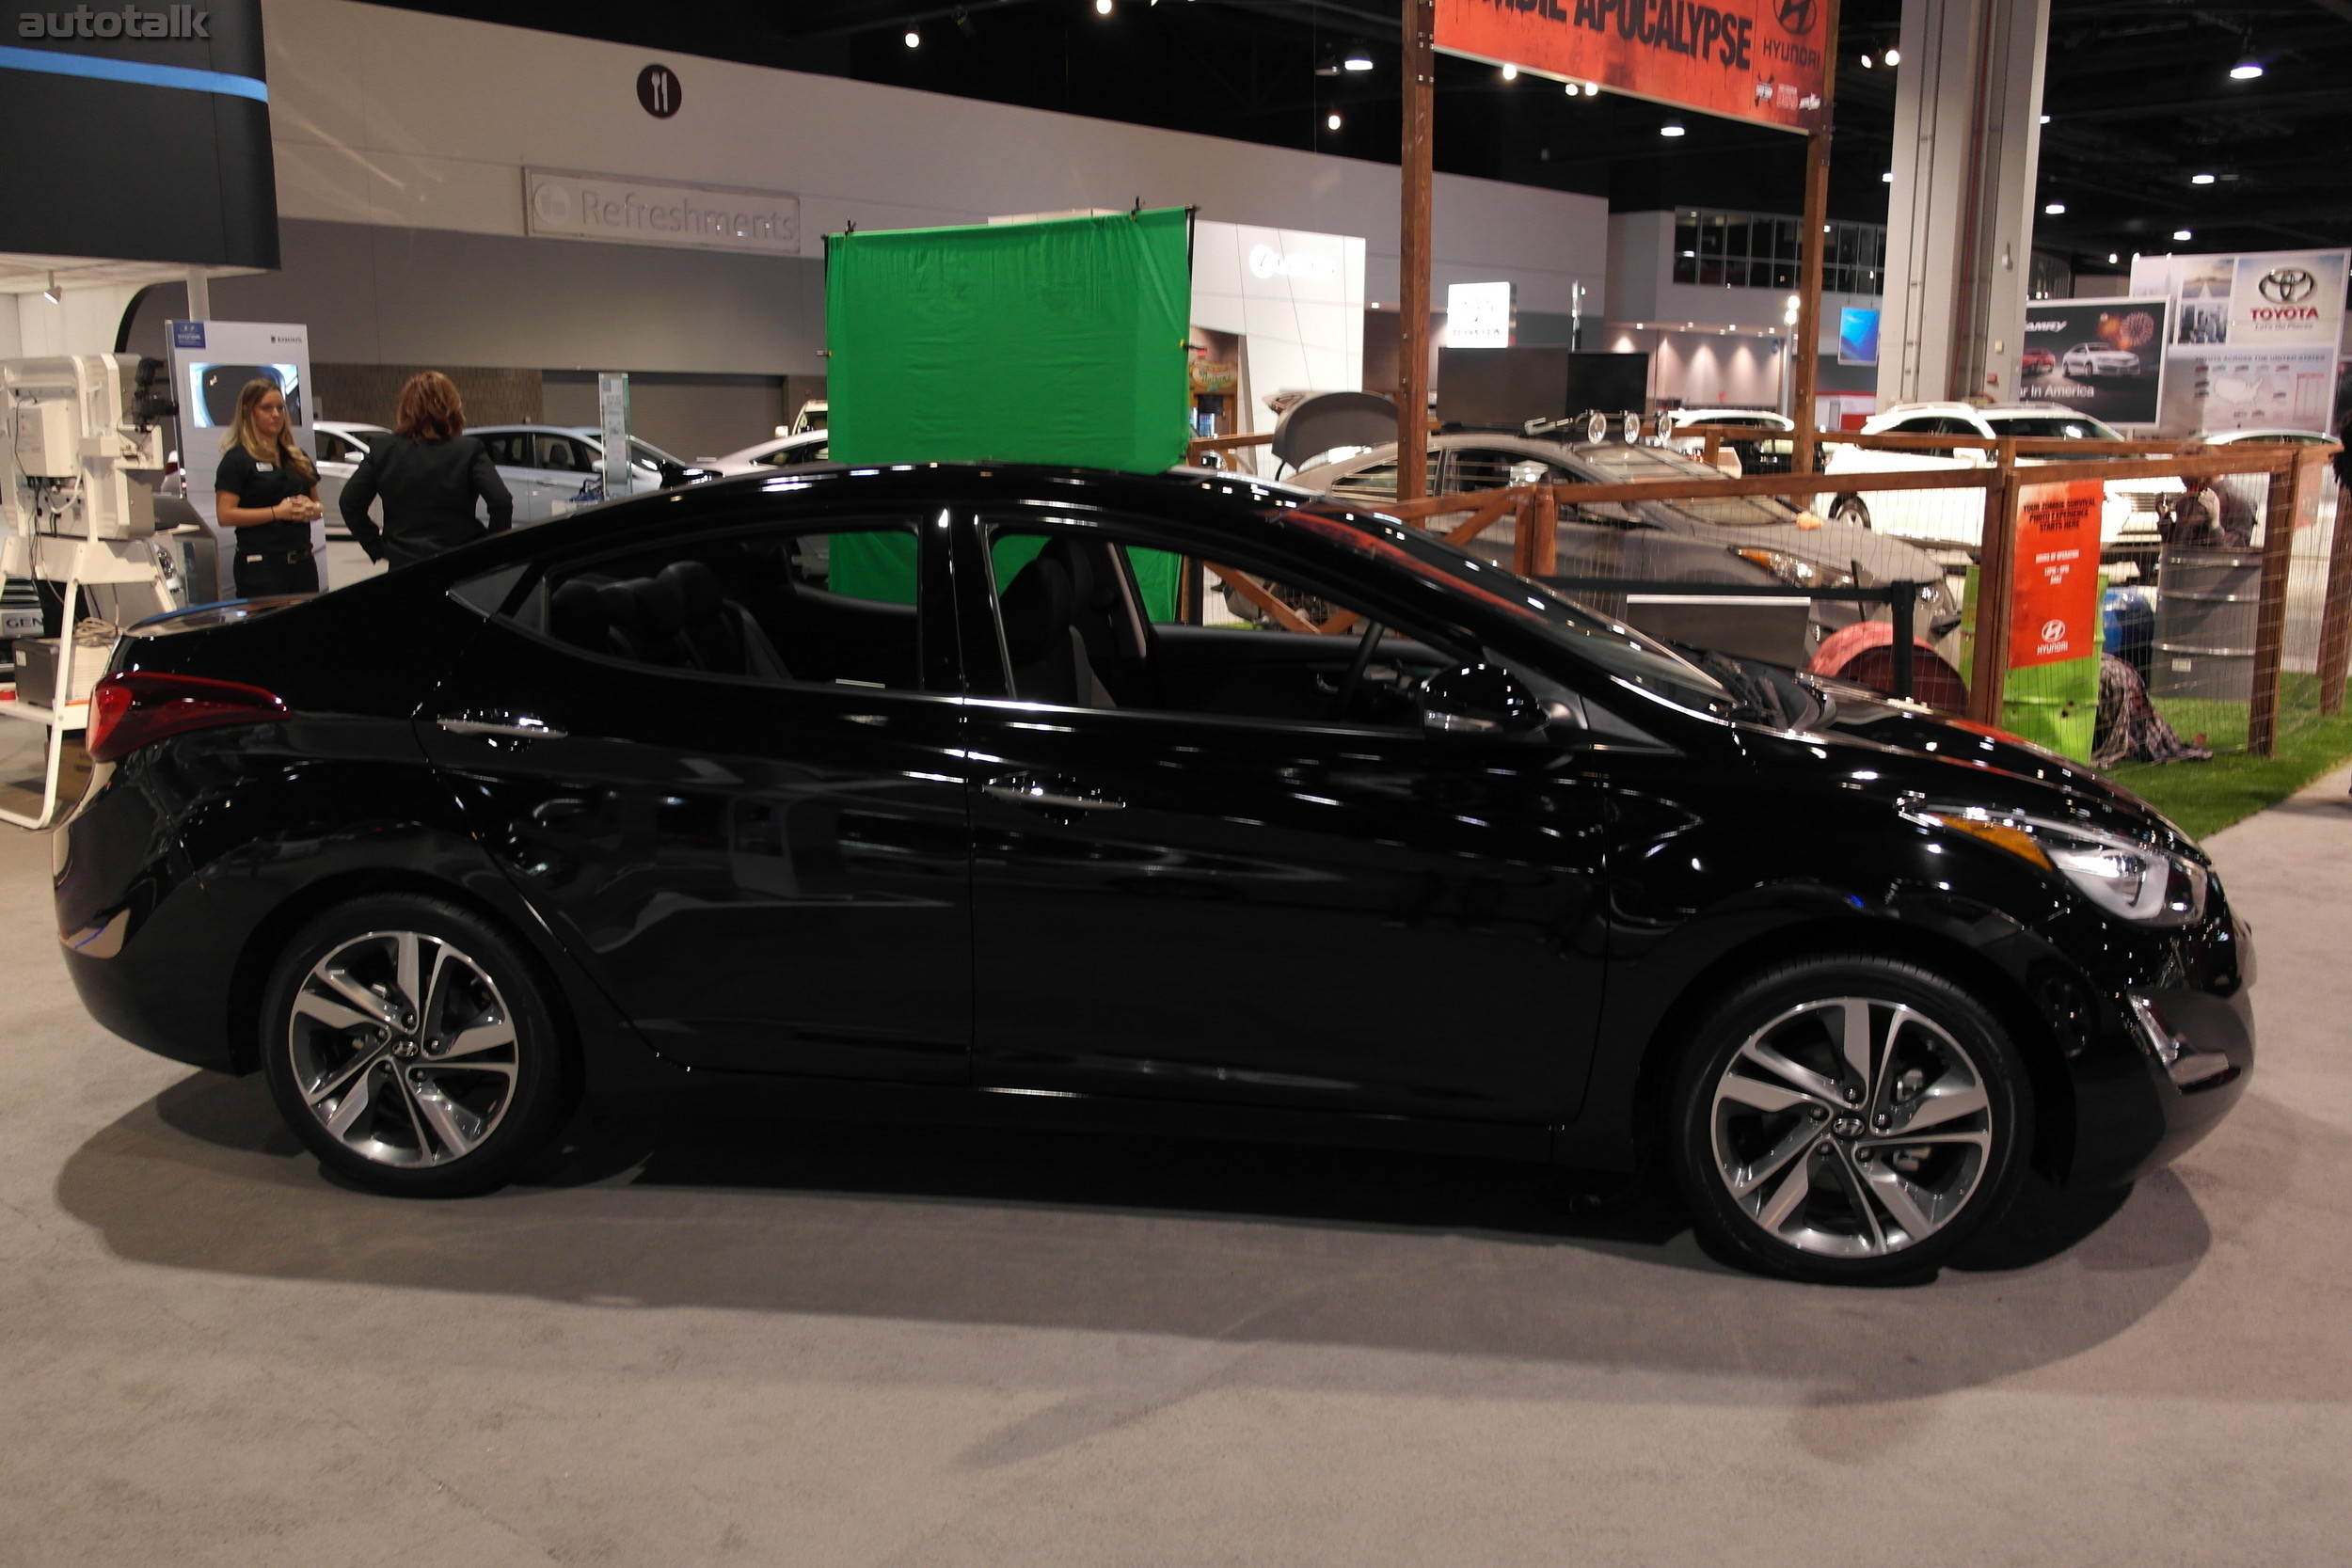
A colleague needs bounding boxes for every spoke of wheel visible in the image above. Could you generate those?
[1729,1121,1824,1199]
[395,1069,434,1158]
[1861,1164,1937,1239]
[425,1059,516,1085]
[306,1044,387,1108]
[323,1062,379,1139]
[393,932,423,1020]
[1898,1079,1989,1133]
[1837,998,1876,1093]
[439,1019,516,1060]
[314,966,395,1028]
[1825,1146,1889,1253]
[293,990,380,1035]
[1714,1073,1820,1117]
[420,941,457,1041]
[1857,1131,1991,1153]
[1740,1038,1843,1105]
[406,1078,479,1161]
[1755,1151,1815,1233]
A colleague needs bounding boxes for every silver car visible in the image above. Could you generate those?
[1291,432,1962,657]
[312,420,389,539]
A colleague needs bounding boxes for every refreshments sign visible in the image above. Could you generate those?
[2009,482,2103,671]
[1436,0,1829,134]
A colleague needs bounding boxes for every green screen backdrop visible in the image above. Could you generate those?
[827,208,1193,473]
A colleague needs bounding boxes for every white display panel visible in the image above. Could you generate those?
[167,321,330,591]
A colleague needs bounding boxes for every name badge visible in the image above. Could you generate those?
[255,461,276,471]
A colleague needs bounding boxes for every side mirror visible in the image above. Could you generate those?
[1420,663,1547,739]
[658,461,689,487]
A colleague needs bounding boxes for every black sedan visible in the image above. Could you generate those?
[56,464,2250,1284]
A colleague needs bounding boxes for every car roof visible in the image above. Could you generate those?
[2203,428,2333,443]
[314,420,389,435]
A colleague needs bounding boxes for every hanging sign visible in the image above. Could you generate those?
[2009,481,2103,671]
[1435,0,1827,133]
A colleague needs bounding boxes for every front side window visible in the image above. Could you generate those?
[1986,415,2123,441]
[1445,450,1557,494]
[479,432,533,467]
[518,519,925,690]
[534,434,596,473]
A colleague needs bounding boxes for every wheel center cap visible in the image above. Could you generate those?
[391,1038,421,1060]
[1832,1114,1865,1138]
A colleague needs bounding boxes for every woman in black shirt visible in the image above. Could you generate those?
[340,371,513,569]
[214,378,324,597]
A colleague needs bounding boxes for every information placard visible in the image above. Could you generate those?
[2009,481,2104,671]
[1436,0,1828,133]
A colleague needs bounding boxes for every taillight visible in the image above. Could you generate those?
[86,671,289,764]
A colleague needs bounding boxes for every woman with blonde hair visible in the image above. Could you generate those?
[213,377,324,597]
[340,370,513,569]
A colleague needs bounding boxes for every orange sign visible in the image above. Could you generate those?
[2010,481,2104,669]
[1436,0,1828,134]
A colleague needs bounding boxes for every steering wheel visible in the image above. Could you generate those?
[1329,620,1387,721]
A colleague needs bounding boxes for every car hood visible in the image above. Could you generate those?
[1770,692,2198,855]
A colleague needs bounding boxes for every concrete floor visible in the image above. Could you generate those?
[5,774,2351,1566]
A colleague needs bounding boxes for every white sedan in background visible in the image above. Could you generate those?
[312,421,389,539]
[2058,342,2142,378]
[1819,403,2181,554]
[703,428,830,477]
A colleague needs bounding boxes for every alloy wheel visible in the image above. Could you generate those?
[285,929,520,1168]
[1708,995,1993,1259]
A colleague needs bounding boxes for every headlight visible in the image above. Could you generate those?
[1736,547,1854,591]
[1902,804,2209,926]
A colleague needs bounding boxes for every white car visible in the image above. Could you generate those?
[703,428,831,478]
[2058,342,2142,378]
[1659,408,1796,475]
[469,425,719,523]
[312,420,389,539]
[1819,403,2181,552]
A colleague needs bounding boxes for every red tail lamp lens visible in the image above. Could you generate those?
[86,672,289,764]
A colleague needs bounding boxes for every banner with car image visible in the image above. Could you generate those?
[2018,299,2169,428]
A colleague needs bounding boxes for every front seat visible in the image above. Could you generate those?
[998,554,1113,708]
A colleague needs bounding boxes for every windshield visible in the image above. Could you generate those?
[1283,503,1739,719]
[1986,415,2123,440]
[1568,442,1802,528]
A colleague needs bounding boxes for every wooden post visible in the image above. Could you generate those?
[1514,487,1558,579]
[2247,452,2302,758]
[1396,0,1436,504]
[1967,438,2021,726]
[1787,0,1843,477]
[2316,454,2352,715]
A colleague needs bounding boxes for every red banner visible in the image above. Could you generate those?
[2009,482,2104,670]
[1436,0,1828,134]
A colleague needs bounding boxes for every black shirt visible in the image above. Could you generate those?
[214,445,313,555]
[340,434,514,568]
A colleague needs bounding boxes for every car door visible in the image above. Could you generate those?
[533,433,604,517]
[420,506,974,1082]
[474,431,547,522]
[954,506,1609,1129]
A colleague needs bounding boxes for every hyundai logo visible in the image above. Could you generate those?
[2258,267,2316,304]
[1775,0,1818,34]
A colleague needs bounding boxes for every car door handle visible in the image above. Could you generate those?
[437,715,567,741]
[983,777,1125,812]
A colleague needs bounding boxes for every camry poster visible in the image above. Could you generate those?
[1437,0,1828,134]
[2018,298,2169,428]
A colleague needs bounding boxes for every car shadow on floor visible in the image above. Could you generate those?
[54,1068,2210,1401]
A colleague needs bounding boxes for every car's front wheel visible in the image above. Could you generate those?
[262,894,570,1197]
[1829,495,1872,530]
[1668,957,2032,1283]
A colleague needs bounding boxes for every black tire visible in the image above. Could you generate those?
[1830,496,1872,530]
[1666,956,2032,1284]
[261,894,572,1197]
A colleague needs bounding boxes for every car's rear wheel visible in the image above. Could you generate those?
[1830,496,1872,530]
[262,895,570,1197]
[1667,957,2032,1284]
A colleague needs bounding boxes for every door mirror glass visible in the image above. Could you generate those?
[1420,662,1546,738]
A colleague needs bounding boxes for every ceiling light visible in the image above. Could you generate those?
[2191,172,2216,184]
[1094,0,1112,11]
[1326,112,1343,130]
[2230,58,2264,80]
[2173,229,2193,242]
[1881,171,1893,182]
[1500,62,1518,80]
[1660,122,1685,137]
[1584,81,1600,95]
[2039,114,2051,124]
[1860,53,1873,68]
[2044,202,2066,214]
[1883,47,1899,65]
[1343,45,1374,71]
[903,28,919,45]
[2107,253,2119,264]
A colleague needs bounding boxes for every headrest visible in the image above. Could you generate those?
[659,558,724,620]
[1038,536,1104,614]
[998,556,1073,662]
[548,579,608,650]
[599,574,687,638]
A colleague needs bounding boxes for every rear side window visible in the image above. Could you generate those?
[535,435,596,473]
[478,432,532,467]
[1445,450,1555,494]
[514,520,926,690]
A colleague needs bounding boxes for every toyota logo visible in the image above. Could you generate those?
[2259,267,2316,304]
[1775,0,1818,33]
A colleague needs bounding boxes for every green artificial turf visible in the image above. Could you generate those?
[2105,675,2352,841]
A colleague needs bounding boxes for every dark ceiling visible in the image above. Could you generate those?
[384,0,2352,268]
